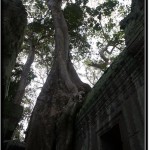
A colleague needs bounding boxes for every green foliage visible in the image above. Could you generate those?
[101,0,118,16]
[64,4,83,30]
[75,0,89,6]
[28,21,43,33]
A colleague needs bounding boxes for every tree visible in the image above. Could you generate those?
[25,0,91,149]
[82,0,130,70]
[7,47,36,141]
[9,0,131,142]
[13,34,35,105]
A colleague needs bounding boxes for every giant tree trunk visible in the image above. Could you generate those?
[14,39,35,105]
[25,1,90,150]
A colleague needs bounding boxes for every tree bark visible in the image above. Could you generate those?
[25,1,91,150]
[14,39,35,105]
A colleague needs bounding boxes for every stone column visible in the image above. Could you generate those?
[2,0,27,140]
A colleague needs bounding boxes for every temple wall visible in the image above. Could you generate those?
[74,0,144,149]
[2,0,27,99]
[2,0,27,140]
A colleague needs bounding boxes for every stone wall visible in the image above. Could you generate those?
[2,0,27,140]
[74,0,144,150]
[2,0,27,99]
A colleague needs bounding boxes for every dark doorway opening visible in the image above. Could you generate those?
[100,124,123,150]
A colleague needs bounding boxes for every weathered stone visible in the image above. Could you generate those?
[2,0,27,99]
[3,101,23,140]
[3,140,25,150]
[120,0,144,46]
[74,0,144,150]
[2,0,27,140]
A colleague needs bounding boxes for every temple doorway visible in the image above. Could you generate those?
[100,124,123,150]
